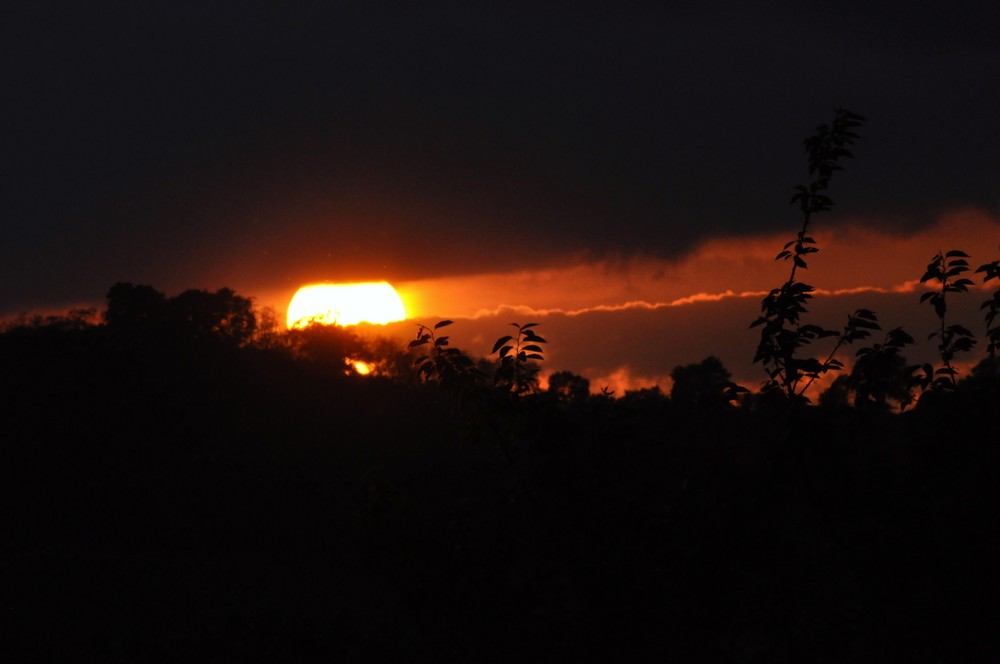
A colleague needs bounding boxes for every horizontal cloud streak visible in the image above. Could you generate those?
[373,209,1000,394]
[397,208,999,321]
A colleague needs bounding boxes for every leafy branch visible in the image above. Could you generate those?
[975,258,1000,359]
[918,250,976,389]
[751,108,866,401]
[492,322,547,396]
[408,320,486,395]
[849,326,918,411]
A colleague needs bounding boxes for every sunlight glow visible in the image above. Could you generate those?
[287,282,406,328]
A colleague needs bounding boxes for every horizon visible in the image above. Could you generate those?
[6,2,999,395]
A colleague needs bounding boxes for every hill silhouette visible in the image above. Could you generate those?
[5,286,999,661]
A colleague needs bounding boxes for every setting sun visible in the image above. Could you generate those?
[287,281,406,329]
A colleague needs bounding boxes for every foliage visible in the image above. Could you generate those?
[169,287,257,345]
[104,281,257,347]
[287,321,366,372]
[1,308,100,333]
[975,258,1000,359]
[104,282,167,327]
[751,108,869,402]
[251,305,284,349]
[918,250,977,389]
[848,327,917,411]
[670,356,746,408]
[547,370,590,406]
[408,320,486,396]
[492,322,547,396]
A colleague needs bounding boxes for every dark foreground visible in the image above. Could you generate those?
[6,332,1000,662]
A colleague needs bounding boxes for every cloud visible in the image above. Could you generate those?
[368,209,1000,394]
[394,208,999,316]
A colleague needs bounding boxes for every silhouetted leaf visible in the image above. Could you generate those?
[434,320,453,329]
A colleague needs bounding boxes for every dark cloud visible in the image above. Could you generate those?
[4,1,999,312]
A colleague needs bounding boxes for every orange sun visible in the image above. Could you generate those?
[287,281,406,329]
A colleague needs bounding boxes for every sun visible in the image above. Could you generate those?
[287,281,406,329]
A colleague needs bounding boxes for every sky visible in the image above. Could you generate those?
[4,1,999,392]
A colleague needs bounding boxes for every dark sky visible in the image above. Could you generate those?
[4,0,999,314]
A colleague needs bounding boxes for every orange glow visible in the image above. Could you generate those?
[395,209,1000,320]
[287,282,406,328]
[352,360,373,375]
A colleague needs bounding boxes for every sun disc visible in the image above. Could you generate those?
[287,282,406,328]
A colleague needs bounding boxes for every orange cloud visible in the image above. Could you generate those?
[255,207,998,398]
[395,208,999,322]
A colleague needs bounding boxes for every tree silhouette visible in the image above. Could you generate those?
[169,287,256,346]
[104,282,167,329]
[547,370,590,405]
[670,356,734,409]
[104,282,256,347]
[288,322,366,371]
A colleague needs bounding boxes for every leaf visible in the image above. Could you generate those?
[434,320,453,329]
[945,249,970,258]
[934,299,946,319]
[408,338,429,348]
[525,353,544,360]
[522,344,544,353]
[953,338,976,352]
[491,336,513,353]
[949,324,974,337]
[888,328,914,346]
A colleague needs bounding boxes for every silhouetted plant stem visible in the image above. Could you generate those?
[798,310,880,398]
[919,250,976,389]
[752,108,866,402]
